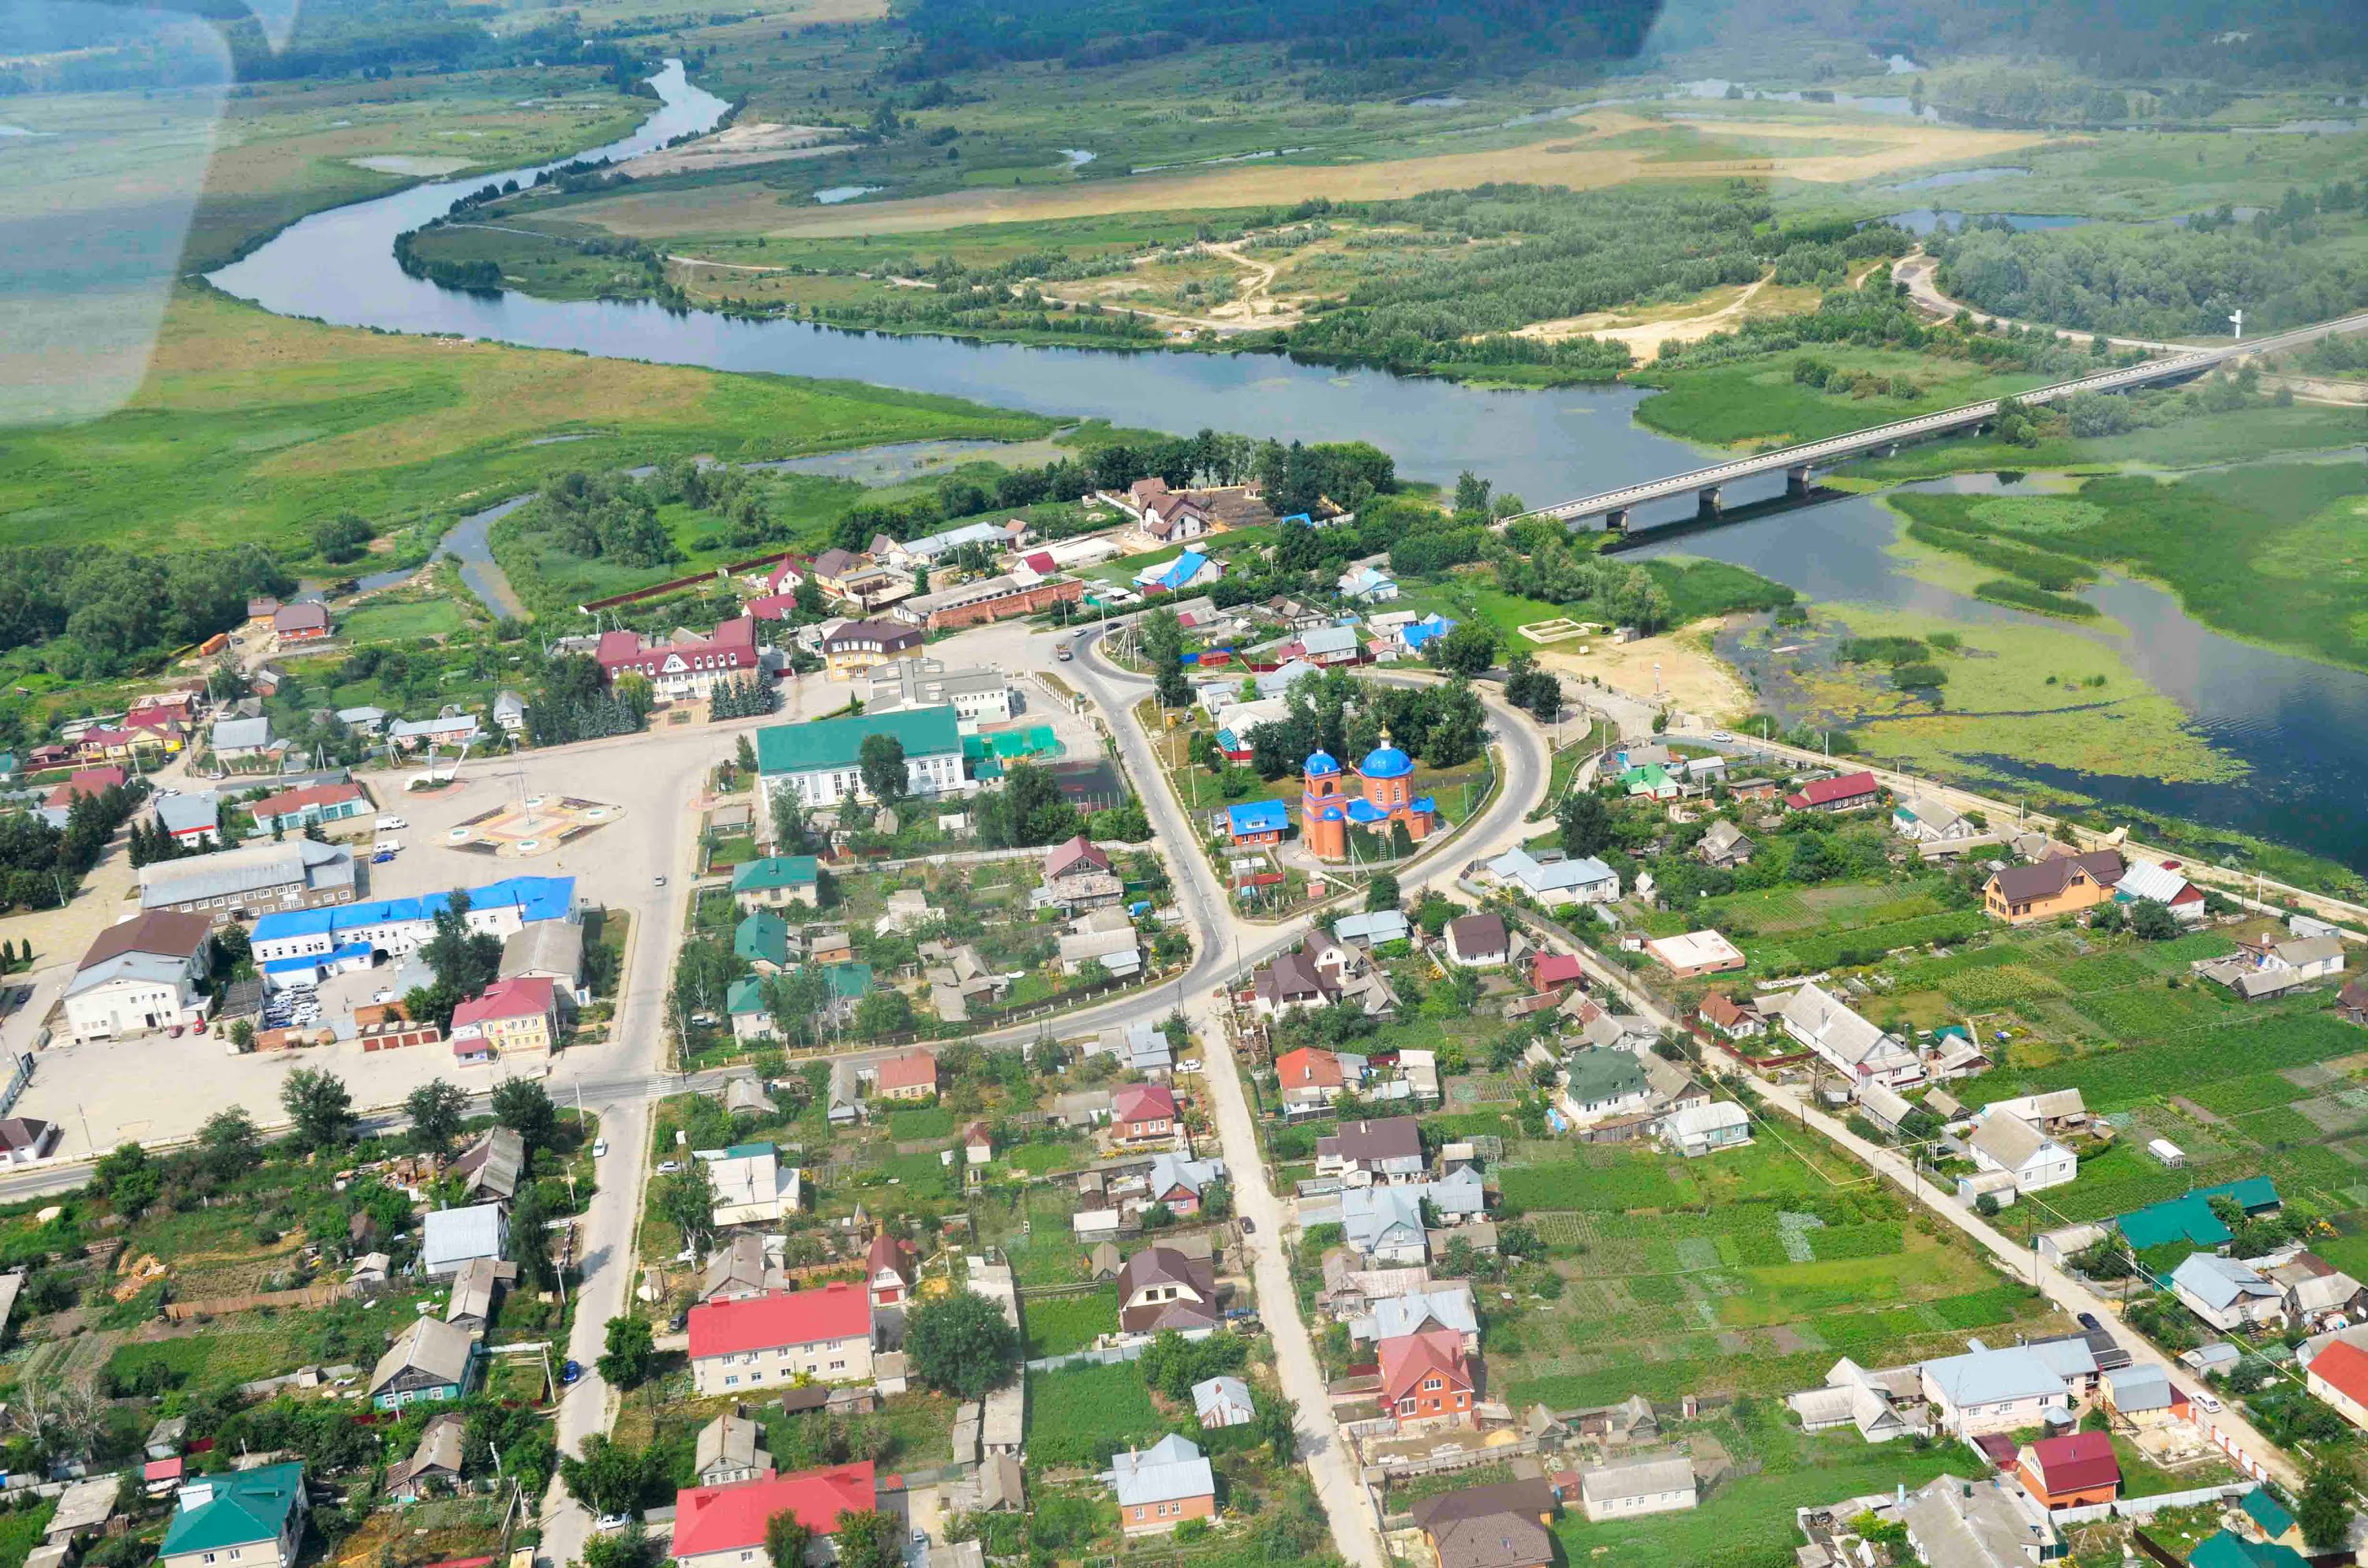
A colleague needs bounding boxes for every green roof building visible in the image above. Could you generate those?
[2241,1488,2296,1541]
[2116,1178,2282,1252]
[2190,1529,2308,1568]
[159,1461,308,1568]
[1561,1047,1653,1118]
[735,909,792,969]
[755,705,965,808]
[732,856,820,909]
[727,976,769,1016]
[825,962,873,1001]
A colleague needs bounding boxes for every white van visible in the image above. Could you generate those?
[375,814,407,831]
[373,839,402,856]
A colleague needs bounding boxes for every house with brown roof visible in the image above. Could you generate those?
[63,910,214,1042]
[1315,1116,1426,1181]
[1410,1480,1557,1568]
[1444,911,1510,968]
[1114,1246,1220,1337]
[2015,1430,2120,1509]
[272,601,332,643]
[1983,850,2126,925]
[1695,992,1763,1041]
[1252,952,1333,1017]
[1112,1083,1178,1143]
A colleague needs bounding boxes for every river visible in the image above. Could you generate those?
[206,63,2368,870]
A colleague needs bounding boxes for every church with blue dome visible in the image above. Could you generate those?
[1300,731,1438,861]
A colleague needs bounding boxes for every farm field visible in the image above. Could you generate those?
[1022,1359,1167,1465]
[1489,1133,2066,1412]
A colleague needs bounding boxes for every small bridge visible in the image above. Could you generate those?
[1518,309,2368,532]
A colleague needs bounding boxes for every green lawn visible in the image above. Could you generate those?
[1021,1287,1118,1357]
[340,597,469,642]
[1022,1360,1168,1465]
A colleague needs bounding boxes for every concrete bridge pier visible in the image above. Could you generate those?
[1602,508,1628,533]
[1695,486,1723,519]
[1785,464,1814,497]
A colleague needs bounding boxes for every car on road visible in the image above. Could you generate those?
[2078,1312,2102,1331]
[653,874,668,888]
[375,814,407,830]
[1055,645,1073,661]
[1239,1217,1255,1234]
[2193,1390,2222,1413]
[592,1139,608,1158]
[1711,730,1735,742]
[562,1359,583,1385]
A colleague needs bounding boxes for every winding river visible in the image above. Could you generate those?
[207,64,2368,870]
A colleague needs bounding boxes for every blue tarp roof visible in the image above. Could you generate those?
[1226,800,1289,835]
[253,875,575,945]
[1154,552,1207,593]
[262,942,370,974]
[1403,615,1456,649]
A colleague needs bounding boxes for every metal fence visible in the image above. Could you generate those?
[1026,1342,1147,1374]
[2054,1485,2250,1525]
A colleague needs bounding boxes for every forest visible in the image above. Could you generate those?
[1283,189,1913,379]
[1931,193,2368,339]
[0,545,292,679]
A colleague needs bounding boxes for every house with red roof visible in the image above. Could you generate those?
[1785,771,1881,814]
[248,781,370,836]
[2306,1337,2368,1432]
[595,616,762,703]
[1378,1327,1476,1429]
[1113,1083,1179,1143]
[2014,1429,2119,1509]
[688,1283,875,1397]
[1275,1047,1347,1115]
[42,766,126,828]
[873,1048,939,1102]
[448,976,560,1062]
[865,1232,916,1309]
[1043,834,1111,886]
[672,1462,876,1568]
[1531,952,1586,994]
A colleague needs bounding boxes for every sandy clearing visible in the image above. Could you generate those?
[560,115,2055,241]
[615,120,845,178]
[347,153,475,175]
[1534,617,1754,722]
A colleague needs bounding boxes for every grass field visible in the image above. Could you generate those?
[1632,347,2055,447]
[0,288,1055,557]
[339,597,470,642]
[1023,1359,1169,1465]
[1021,1288,1118,1357]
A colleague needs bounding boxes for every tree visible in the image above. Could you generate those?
[1556,790,1613,859]
[1364,873,1399,913]
[1452,470,1492,517]
[281,1067,355,1149]
[735,734,758,773]
[2127,898,2181,941]
[904,1289,1020,1399]
[858,732,908,806]
[598,1315,657,1390]
[2299,1471,2355,1551]
[491,1077,559,1154]
[404,1079,468,1155]
[854,989,914,1038]
[832,1511,901,1568]
[655,1161,718,1255]
[198,1106,260,1178]
[1141,607,1190,708]
[511,1181,558,1293]
[764,1511,815,1568]
[93,1142,161,1214]
[560,1434,656,1518]
[1428,618,1499,678]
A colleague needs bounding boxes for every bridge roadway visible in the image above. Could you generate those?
[1519,308,2368,530]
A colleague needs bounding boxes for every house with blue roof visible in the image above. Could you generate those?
[1135,551,1221,596]
[1337,565,1398,604]
[250,875,575,965]
[1400,615,1456,653]
[1219,799,1290,848]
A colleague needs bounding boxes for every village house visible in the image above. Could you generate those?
[1967,1110,2077,1195]
[869,1048,938,1102]
[1785,771,1881,814]
[672,1462,878,1568]
[2115,859,2209,922]
[733,855,822,911]
[1106,1435,1216,1536]
[1112,1083,1179,1143]
[246,781,370,836]
[1316,1117,1426,1182]
[2170,1253,2284,1332]
[1276,1045,1351,1115]
[1220,798,1291,848]
[157,1464,308,1568]
[1379,1327,1476,1429]
[1558,1048,1655,1127]
[1773,982,1924,1089]
[1696,819,1754,868]
[1192,1375,1256,1429]
[1578,1454,1698,1523]
[1919,1345,2070,1436]
[1660,1101,1754,1158]
[422,1203,508,1280]
[1695,991,1763,1042]
[1115,1246,1220,1336]
[2303,1338,2368,1433]
[688,1282,875,1396]
[2016,1430,2121,1510]
[369,1317,480,1409]
[1253,952,1333,1018]
[866,1232,917,1308]
[1409,1481,1556,1568]
[1145,1152,1227,1216]
[1983,850,2127,924]
[710,1147,800,1228]
[821,618,924,678]
[692,1412,771,1487]
[1489,845,1620,905]
[1444,911,1512,968]
[1352,1282,1481,1350]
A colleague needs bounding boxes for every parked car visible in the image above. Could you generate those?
[1239,1217,1255,1234]
[592,1139,608,1158]
[561,1359,583,1386]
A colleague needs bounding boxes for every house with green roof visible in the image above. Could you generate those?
[2241,1487,2297,1543]
[734,910,796,971]
[733,856,820,911]
[159,1461,308,1568]
[728,977,776,1044]
[2190,1529,2308,1568]
[1556,1047,1654,1126]
[825,962,873,1018]
[2117,1178,2283,1252]
[1619,763,1682,801]
[755,705,967,810]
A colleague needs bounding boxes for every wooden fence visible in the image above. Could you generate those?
[166,1281,345,1319]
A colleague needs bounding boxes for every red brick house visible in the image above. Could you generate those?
[272,601,332,642]
[2015,1430,2119,1509]
[1380,1327,1476,1428]
[1531,952,1586,994]
[1112,1083,1178,1143]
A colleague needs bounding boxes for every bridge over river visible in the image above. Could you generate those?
[1519,309,2368,532]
